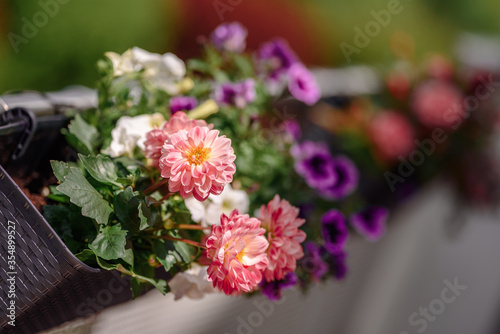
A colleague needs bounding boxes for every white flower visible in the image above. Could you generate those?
[184,184,250,227]
[105,49,139,76]
[168,264,214,300]
[106,47,187,95]
[102,113,165,158]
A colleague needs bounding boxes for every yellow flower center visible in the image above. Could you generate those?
[186,146,210,165]
[236,248,245,263]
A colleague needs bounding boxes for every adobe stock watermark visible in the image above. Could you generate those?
[8,0,71,54]
[385,74,500,192]
[399,277,467,334]
[74,270,129,317]
[213,0,244,21]
[340,0,408,63]
[224,296,286,334]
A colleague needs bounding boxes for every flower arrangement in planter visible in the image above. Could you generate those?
[44,22,388,301]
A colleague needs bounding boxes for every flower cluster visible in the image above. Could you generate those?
[291,141,359,200]
[45,21,388,304]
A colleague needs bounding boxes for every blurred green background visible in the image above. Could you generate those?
[0,0,499,93]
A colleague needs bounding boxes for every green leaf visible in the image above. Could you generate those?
[50,160,70,182]
[114,187,140,232]
[57,167,113,225]
[95,256,119,271]
[89,224,128,261]
[173,240,195,263]
[79,154,122,188]
[154,240,180,272]
[233,54,254,77]
[138,202,160,231]
[75,249,98,267]
[66,114,100,154]
[130,277,144,299]
[131,273,168,295]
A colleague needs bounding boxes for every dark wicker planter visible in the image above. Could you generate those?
[0,164,133,334]
[0,89,135,333]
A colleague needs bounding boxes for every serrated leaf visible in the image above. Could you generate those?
[57,167,113,225]
[67,114,99,154]
[79,154,122,188]
[89,224,128,261]
[51,160,71,182]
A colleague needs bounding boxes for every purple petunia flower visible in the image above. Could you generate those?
[329,248,348,280]
[211,22,248,53]
[257,39,299,79]
[319,156,359,200]
[260,272,298,301]
[214,78,256,109]
[321,210,348,253]
[350,206,389,242]
[291,141,337,190]
[288,63,321,106]
[301,242,329,282]
[169,96,198,114]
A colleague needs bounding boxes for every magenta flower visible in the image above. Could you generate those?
[206,210,269,295]
[321,210,348,253]
[257,39,299,79]
[211,22,248,53]
[159,126,236,201]
[214,79,256,109]
[291,141,337,190]
[143,111,210,168]
[170,96,198,114]
[260,272,297,301]
[259,195,307,282]
[319,156,359,200]
[288,63,321,105]
[350,206,388,242]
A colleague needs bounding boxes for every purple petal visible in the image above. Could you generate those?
[211,22,247,53]
[350,206,388,241]
[321,210,348,252]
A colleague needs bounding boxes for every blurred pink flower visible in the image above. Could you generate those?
[206,210,269,295]
[259,195,306,282]
[412,80,465,128]
[288,63,321,106]
[144,111,210,167]
[159,126,236,201]
[369,111,415,161]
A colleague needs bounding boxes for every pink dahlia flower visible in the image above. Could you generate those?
[144,111,210,167]
[369,111,415,161]
[206,210,269,295]
[159,126,236,201]
[412,80,464,129]
[259,195,307,282]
